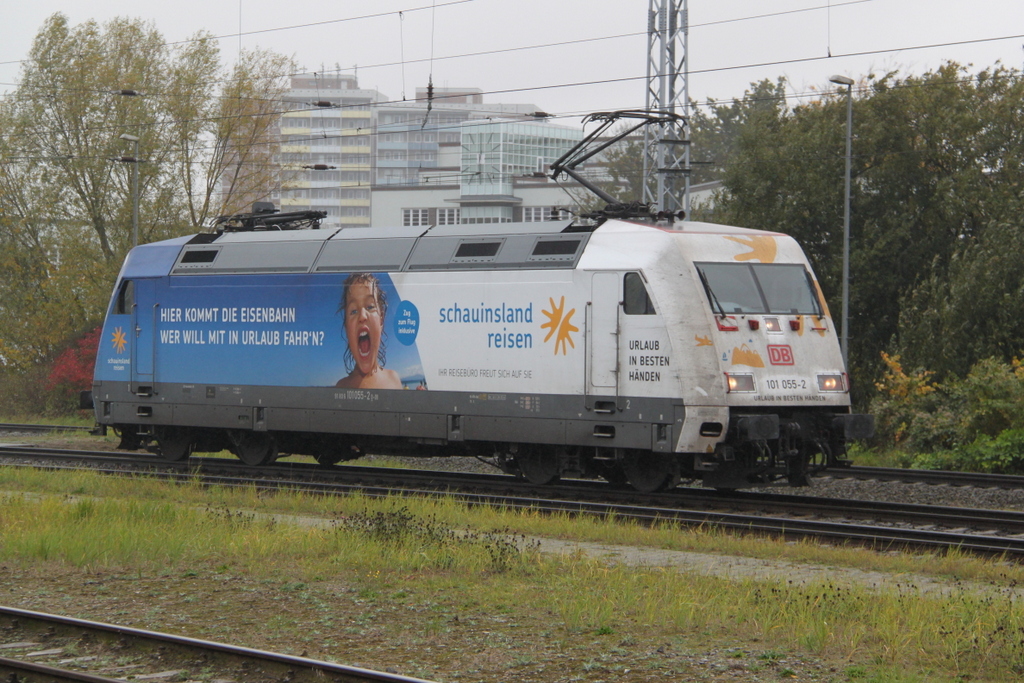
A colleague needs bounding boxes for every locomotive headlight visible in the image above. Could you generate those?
[816,373,848,392]
[725,373,756,393]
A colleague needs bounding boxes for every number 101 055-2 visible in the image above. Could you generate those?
[764,378,806,390]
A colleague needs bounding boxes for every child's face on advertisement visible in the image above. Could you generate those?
[345,282,383,375]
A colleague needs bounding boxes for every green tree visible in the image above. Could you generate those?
[899,222,1024,378]
[599,135,647,204]
[0,13,293,372]
[713,63,1024,399]
[849,64,1024,380]
[689,78,789,186]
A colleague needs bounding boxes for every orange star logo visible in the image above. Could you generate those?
[111,327,128,354]
[541,296,579,355]
[725,235,777,263]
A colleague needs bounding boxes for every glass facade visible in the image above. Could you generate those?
[375,113,467,187]
[459,122,581,223]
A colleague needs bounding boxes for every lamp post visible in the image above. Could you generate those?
[829,74,854,369]
[119,133,140,248]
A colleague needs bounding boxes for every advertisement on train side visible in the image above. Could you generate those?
[94,270,631,396]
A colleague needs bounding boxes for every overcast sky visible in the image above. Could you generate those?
[1,0,1022,121]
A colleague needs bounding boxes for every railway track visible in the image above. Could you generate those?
[4,445,1024,558]
[6,423,1024,490]
[0,605,434,683]
[0,423,91,434]
[833,465,1024,489]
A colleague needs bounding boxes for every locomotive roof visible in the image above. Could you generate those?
[117,219,791,279]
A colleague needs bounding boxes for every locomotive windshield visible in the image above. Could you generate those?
[696,262,822,316]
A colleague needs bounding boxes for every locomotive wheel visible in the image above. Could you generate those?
[787,451,811,487]
[315,451,345,466]
[115,427,143,451]
[315,439,356,466]
[515,446,560,485]
[230,430,278,466]
[622,450,680,493]
[596,462,630,487]
[155,427,192,462]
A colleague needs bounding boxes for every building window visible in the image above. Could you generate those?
[524,206,570,222]
[437,208,460,225]
[403,208,430,227]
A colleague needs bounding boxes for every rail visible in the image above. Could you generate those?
[5,446,1024,558]
[0,606,436,683]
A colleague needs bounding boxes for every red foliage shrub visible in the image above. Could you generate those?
[46,326,102,394]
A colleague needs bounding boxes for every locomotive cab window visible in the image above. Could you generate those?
[696,262,821,316]
[113,280,134,315]
[623,272,656,315]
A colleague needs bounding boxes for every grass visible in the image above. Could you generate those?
[2,463,1020,587]
[845,442,919,469]
[1,469,1024,681]
[0,413,95,428]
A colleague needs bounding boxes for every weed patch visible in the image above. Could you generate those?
[4,471,1024,680]
[338,506,540,573]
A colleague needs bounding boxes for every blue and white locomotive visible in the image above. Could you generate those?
[90,203,871,491]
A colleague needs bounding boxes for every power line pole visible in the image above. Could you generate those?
[643,0,690,215]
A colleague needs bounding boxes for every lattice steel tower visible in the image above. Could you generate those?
[643,0,690,215]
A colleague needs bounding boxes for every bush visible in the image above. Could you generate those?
[871,354,1024,472]
[46,328,100,395]
[0,366,52,415]
[913,429,1024,474]
[0,327,101,417]
[870,353,958,452]
[951,357,1024,438]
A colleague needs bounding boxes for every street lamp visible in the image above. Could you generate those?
[829,74,854,369]
[119,133,140,248]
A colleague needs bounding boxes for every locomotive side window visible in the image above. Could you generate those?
[455,242,501,258]
[696,262,821,315]
[113,280,134,314]
[180,250,218,264]
[532,240,580,256]
[623,272,656,315]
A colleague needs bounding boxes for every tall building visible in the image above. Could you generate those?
[223,74,584,229]
[275,74,381,229]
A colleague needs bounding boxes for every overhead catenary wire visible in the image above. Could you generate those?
[2,43,1018,165]
[0,60,1018,171]
[0,0,479,70]
[398,12,407,101]
[420,0,437,129]
[1,26,1021,154]
[0,0,881,99]
[1,20,1021,121]
[0,0,1019,173]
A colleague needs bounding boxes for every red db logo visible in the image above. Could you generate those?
[767,345,794,365]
